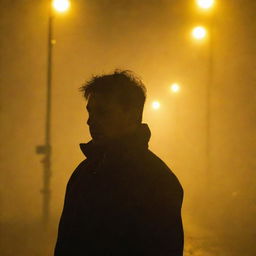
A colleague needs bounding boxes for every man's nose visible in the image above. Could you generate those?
[87,116,91,126]
[87,115,95,126]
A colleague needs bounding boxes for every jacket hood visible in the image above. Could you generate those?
[79,123,151,159]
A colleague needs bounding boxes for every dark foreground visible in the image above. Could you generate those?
[0,216,255,256]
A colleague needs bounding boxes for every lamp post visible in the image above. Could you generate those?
[36,0,70,225]
[194,0,215,173]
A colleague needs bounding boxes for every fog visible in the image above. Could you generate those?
[0,0,255,255]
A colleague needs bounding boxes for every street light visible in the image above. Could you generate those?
[196,0,215,9]
[170,83,180,93]
[53,0,70,13]
[192,26,207,40]
[36,0,70,225]
[194,0,216,177]
[152,101,161,110]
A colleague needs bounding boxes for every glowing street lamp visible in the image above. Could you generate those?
[152,101,161,110]
[170,83,180,93]
[52,0,70,13]
[196,0,215,9]
[36,0,71,225]
[192,26,207,40]
[194,0,215,176]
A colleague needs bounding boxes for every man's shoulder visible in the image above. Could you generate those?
[141,149,183,192]
[145,150,171,170]
[72,159,88,175]
[142,149,173,174]
[67,159,88,187]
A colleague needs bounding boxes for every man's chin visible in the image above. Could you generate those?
[92,135,117,148]
[92,135,106,144]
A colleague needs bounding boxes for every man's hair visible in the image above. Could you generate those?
[79,70,147,122]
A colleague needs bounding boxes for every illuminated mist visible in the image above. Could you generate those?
[0,0,255,255]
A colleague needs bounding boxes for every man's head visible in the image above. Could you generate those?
[79,70,146,143]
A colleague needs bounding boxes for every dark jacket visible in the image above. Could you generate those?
[54,123,184,255]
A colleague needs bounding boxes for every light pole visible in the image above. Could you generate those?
[193,0,215,173]
[36,0,70,225]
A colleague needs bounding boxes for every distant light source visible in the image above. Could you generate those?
[192,26,207,40]
[170,83,180,93]
[196,0,215,9]
[152,101,160,110]
[52,0,70,13]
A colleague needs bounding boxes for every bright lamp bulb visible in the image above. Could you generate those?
[152,101,160,110]
[196,0,215,9]
[170,83,180,93]
[52,0,70,13]
[192,26,207,40]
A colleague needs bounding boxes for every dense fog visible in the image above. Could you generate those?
[1,0,255,255]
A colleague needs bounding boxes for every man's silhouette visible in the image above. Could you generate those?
[54,70,184,255]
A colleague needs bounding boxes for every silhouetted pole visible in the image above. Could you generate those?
[193,0,216,184]
[206,13,215,175]
[36,2,54,225]
[36,0,70,224]
[43,3,53,225]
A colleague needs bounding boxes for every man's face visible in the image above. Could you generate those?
[86,93,131,142]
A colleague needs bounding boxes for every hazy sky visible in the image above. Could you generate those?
[0,0,255,255]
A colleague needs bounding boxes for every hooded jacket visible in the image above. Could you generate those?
[54,123,184,255]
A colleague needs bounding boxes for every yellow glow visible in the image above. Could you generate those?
[52,0,70,13]
[170,83,180,93]
[152,101,160,110]
[192,26,207,40]
[196,0,215,9]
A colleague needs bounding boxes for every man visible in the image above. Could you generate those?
[54,70,184,255]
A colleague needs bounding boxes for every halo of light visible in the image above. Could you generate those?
[152,101,160,110]
[52,0,70,13]
[192,26,207,40]
[196,0,215,9]
[170,83,180,93]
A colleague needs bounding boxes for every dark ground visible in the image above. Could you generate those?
[1,217,255,256]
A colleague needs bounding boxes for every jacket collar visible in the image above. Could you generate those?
[79,123,151,159]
